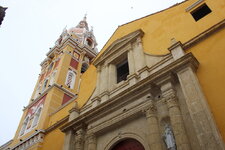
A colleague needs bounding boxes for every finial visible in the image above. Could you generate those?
[63,25,67,31]
[170,38,177,45]
[83,13,87,21]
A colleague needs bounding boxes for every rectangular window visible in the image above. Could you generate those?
[191,3,212,21]
[116,59,129,83]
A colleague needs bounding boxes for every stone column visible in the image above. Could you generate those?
[161,82,191,150]
[87,133,97,150]
[144,99,162,150]
[63,130,75,150]
[132,37,146,71]
[75,129,85,150]
[177,66,224,150]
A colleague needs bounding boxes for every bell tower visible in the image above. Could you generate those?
[9,16,98,150]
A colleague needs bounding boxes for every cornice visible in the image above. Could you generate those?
[183,19,225,50]
[185,0,204,12]
[46,36,97,58]
[60,53,198,132]
[49,96,77,116]
[45,116,69,134]
[24,83,76,111]
[10,130,45,149]
[0,140,13,149]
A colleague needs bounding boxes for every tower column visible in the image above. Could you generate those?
[161,82,190,150]
[144,99,162,150]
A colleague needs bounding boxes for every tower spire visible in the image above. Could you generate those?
[83,13,87,21]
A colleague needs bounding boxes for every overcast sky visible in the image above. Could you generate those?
[0,0,184,145]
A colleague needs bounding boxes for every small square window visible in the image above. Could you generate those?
[191,3,212,21]
[116,59,129,83]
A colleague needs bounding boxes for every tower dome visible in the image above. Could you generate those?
[55,15,98,52]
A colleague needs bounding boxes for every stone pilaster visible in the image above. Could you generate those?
[127,49,135,74]
[99,64,108,94]
[177,66,225,150]
[144,99,162,150]
[63,130,75,150]
[161,82,191,150]
[87,133,97,150]
[75,129,85,150]
[108,64,116,91]
[96,66,101,96]
[132,37,146,71]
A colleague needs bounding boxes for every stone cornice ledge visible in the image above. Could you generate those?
[24,83,76,110]
[10,130,45,149]
[60,52,199,132]
[183,19,225,50]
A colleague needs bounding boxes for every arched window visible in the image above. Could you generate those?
[49,70,57,85]
[19,116,30,136]
[32,107,42,128]
[81,63,89,73]
[86,38,93,47]
[65,70,76,89]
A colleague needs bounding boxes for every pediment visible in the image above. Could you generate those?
[94,29,144,66]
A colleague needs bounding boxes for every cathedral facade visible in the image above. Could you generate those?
[1,0,225,150]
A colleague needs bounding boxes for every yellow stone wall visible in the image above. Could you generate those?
[97,0,225,58]
[41,127,65,150]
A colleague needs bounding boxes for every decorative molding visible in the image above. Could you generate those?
[49,96,77,116]
[45,116,69,134]
[10,130,45,150]
[185,0,204,12]
[0,140,13,150]
[46,36,97,59]
[61,53,199,133]
[183,19,225,50]
[24,83,76,111]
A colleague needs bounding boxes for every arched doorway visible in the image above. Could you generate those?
[111,139,145,150]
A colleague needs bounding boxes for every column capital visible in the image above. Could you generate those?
[75,129,85,147]
[96,66,101,72]
[87,132,96,144]
[156,73,176,92]
[143,100,157,118]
